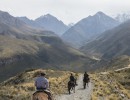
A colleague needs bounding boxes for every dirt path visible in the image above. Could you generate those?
[54,75,93,100]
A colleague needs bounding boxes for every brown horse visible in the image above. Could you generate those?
[32,91,48,100]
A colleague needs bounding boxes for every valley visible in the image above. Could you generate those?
[0,9,130,100]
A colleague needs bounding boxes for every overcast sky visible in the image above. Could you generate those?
[0,0,130,24]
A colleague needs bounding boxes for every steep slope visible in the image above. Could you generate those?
[81,20,130,60]
[62,12,119,48]
[35,14,69,36]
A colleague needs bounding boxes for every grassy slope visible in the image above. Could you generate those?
[0,69,78,100]
[0,35,43,58]
[91,68,130,100]
[0,35,93,82]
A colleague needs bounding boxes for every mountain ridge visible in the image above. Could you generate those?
[62,12,119,48]
[81,20,130,60]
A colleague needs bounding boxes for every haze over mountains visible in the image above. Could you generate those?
[81,20,130,60]
[62,12,120,48]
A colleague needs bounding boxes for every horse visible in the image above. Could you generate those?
[83,77,90,89]
[68,81,76,94]
[32,91,49,100]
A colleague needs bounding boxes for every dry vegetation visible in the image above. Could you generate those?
[91,68,130,100]
[0,69,78,100]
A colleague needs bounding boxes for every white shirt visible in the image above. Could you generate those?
[35,76,49,89]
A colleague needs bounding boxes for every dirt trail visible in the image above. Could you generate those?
[54,75,93,100]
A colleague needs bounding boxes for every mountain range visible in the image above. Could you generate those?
[1,10,130,81]
[18,14,69,36]
[62,12,119,48]
[81,20,130,60]
[0,10,95,82]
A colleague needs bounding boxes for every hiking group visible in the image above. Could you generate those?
[32,71,90,100]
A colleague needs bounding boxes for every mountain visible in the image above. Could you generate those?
[115,13,130,23]
[0,11,95,82]
[0,10,39,35]
[35,14,69,36]
[0,10,57,39]
[17,16,44,29]
[0,31,94,82]
[81,20,130,60]
[62,12,119,48]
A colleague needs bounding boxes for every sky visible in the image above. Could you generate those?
[0,0,130,24]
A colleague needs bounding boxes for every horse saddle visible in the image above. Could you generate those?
[33,90,46,95]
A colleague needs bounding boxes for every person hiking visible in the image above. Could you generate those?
[34,72,53,100]
[83,72,90,89]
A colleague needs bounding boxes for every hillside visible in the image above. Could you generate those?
[62,12,119,48]
[0,10,96,82]
[0,35,94,82]
[81,20,130,60]
[91,56,130,99]
[0,11,57,40]
[0,69,77,100]
[91,67,130,100]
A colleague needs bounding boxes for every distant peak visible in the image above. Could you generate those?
[93,11,109,18]
[45,14,53,17]
[39,14,55,18]
[96,11,104,15]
